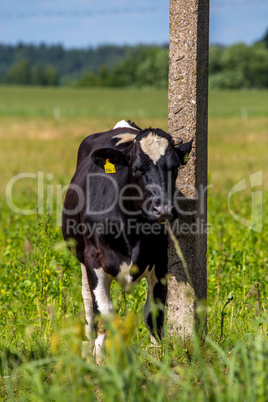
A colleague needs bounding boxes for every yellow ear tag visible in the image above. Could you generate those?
[183,153,189,163]
[104,159,116,173]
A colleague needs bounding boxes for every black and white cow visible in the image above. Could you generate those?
[62,120,192,361]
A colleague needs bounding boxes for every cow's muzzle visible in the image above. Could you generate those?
[152,204,174,222]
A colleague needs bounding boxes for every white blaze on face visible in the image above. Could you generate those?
[139,133,169,164]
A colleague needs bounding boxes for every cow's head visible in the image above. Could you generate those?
[92,128,192,222]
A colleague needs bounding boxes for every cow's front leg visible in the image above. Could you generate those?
[144,267,167,342]
[86,266,113,363]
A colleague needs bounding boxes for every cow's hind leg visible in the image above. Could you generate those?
[81,263,94,356]
[93,268,112,362]
[84,264,112,364]
[144,267,167,342]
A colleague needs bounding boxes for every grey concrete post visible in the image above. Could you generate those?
[167,0,209,337]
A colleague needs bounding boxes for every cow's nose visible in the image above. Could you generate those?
[152,204,173,221]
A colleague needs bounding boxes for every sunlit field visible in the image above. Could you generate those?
[0,86,267,400]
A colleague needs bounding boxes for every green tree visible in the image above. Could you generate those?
[78,71,97,86]
[110,56,137,87]
[136,47,168,88]
[7,60,31,84]
[209,70,246,89]
[97,66,111,87]
[209,42,268,89]
[43,66,59,86]
[221,43,251,86]
[31,63,44,86]
[209,45,224,74]
[259,28,268,48]
[247,43,268,88]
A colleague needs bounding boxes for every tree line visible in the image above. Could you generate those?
[0,29,267,89]
[0,43,166,87]
[3,60,59,86]
[77,46,168,88]
[209,41,268,89]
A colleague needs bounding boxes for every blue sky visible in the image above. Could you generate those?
[0,0,268,48]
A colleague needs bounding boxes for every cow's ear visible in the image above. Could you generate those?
[91,148,129,170]
[175,139,193,165]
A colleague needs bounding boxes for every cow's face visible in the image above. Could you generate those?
[92,129,192,222]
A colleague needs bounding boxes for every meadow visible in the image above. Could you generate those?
[0,86,267,401]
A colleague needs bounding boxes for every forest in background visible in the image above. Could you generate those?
[0,28,268,89]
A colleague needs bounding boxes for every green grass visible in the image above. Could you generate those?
[0,86,267,400]
[0,86,168,118]
[208,90,268,117]
[0,86,267,118]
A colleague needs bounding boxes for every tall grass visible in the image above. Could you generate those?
[0,185,267,400]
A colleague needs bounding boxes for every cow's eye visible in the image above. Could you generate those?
[132,166,144,176]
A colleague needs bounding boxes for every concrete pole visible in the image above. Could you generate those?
[168,0,209,337]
